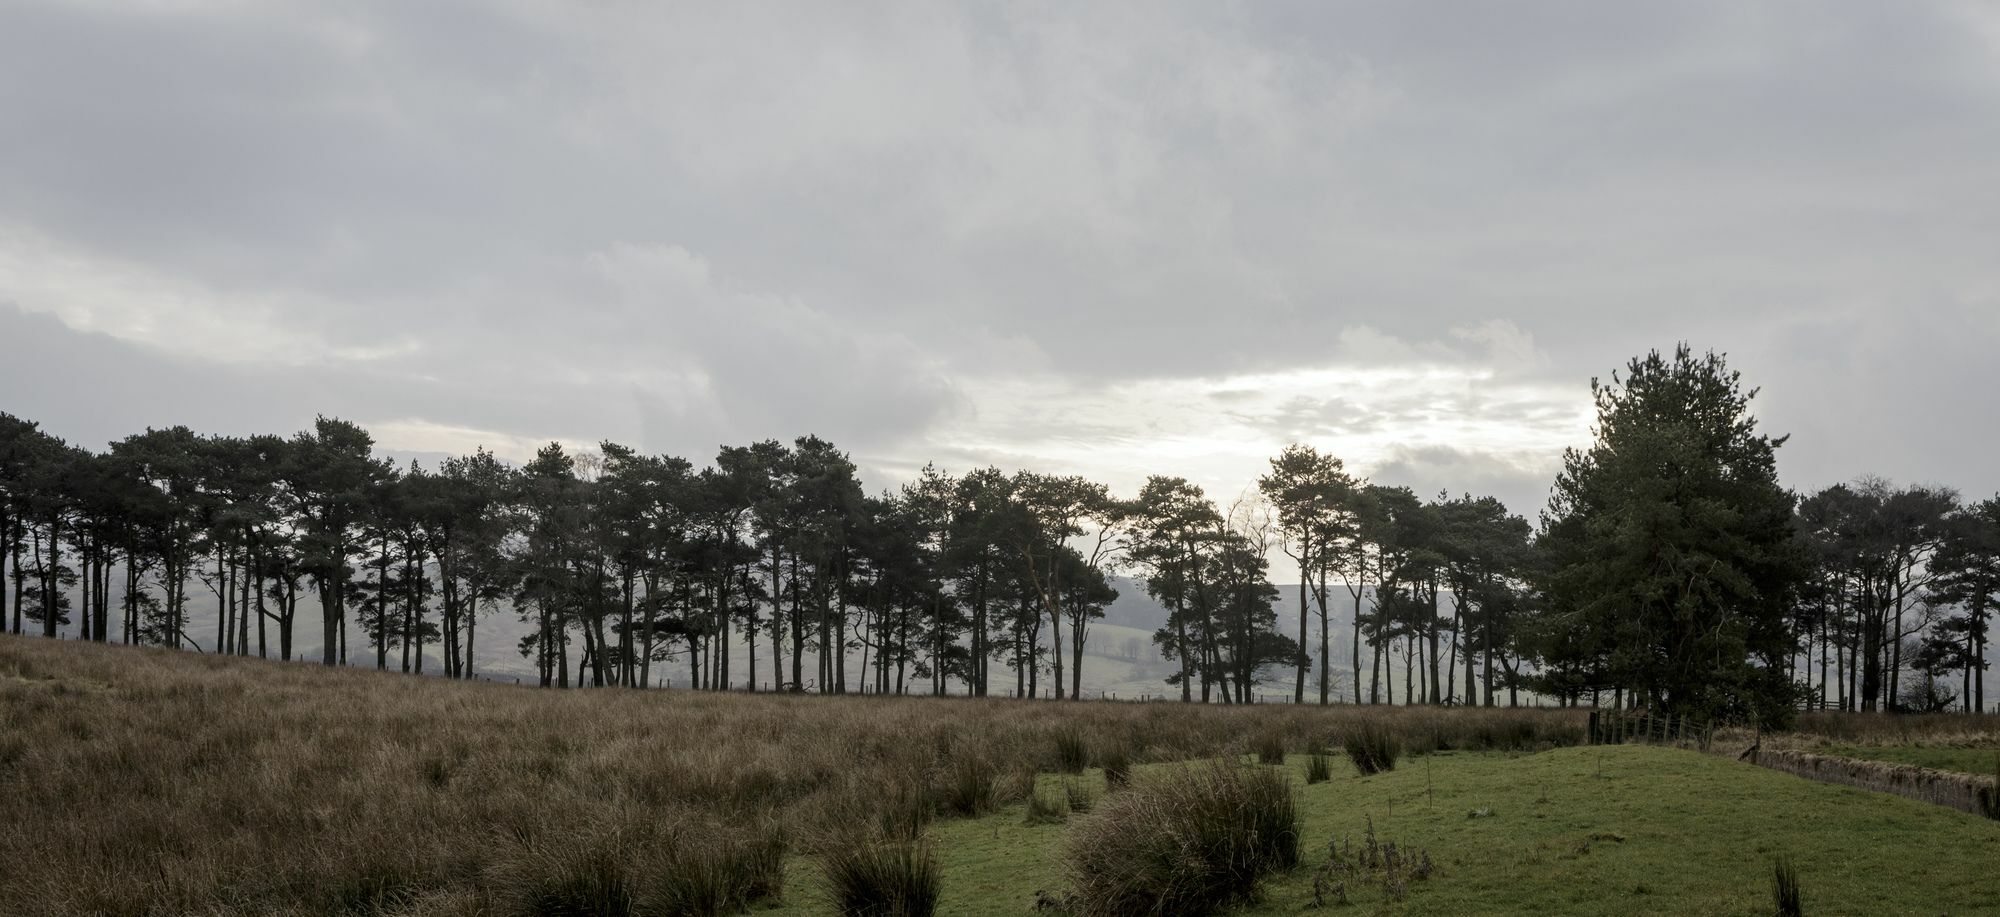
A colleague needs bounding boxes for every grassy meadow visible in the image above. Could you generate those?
[1710,711,2000,780]
[790,746,1999,916]
[4,635,1998,916]
[1816,745,2000,777]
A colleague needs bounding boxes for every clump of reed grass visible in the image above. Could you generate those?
[640,821,788,916]
[1063,778,1095,813]
[1024,786,1067,825]
[489,829,636,917]
[1771,855,1802,917]
[1053,728,1090,774]
[1097,743,1132,789]
[821,833,941,917]
[932,752,999,817]
[1344,724,1402,776]
[1254,731,1287,765]
[1062,761,1300,916]
[1305,749,1334,784]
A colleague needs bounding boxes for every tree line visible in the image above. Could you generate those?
[1,346,1992,719]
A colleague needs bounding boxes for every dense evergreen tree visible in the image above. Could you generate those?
[1924,497,1998,712]
[1536,346,1806,723]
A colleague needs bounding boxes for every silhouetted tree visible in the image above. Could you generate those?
[1538,346,1805,724]
[1927,496,1998,712]
[1258,444,1357,704]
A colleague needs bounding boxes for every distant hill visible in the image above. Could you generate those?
[36,573,1379,699]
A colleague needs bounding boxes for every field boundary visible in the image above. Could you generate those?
[1742,748,2000,820]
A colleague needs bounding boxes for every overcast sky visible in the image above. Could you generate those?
[3,1,1997,519]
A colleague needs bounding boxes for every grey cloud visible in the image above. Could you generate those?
[1367,444,1554,522]
[1,1,1997,506]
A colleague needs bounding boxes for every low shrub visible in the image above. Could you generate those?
[821,833,941,917]
[1344,725,1402,776]
[1062,762,1300,916]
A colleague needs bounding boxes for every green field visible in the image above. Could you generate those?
[769,745,2000,916]
[1815,744,2000,779]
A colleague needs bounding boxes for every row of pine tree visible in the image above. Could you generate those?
[1,348,1992,718]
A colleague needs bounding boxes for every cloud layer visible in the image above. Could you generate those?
[4,1,1998,514]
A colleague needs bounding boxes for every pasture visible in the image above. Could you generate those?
[3,636,1995,916]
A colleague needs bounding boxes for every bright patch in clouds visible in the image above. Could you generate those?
[366,418,589,465]
[918,323,1588,514]
[0,224,415,368]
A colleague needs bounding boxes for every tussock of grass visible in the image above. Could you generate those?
[1062,778,1095,813]
[1096,742,1132,789]
[1255,730,1287,765]
[932,751,999,817]
[1024,787,1067,825]
[489,828,636,917]
[1062,761,1300,916]
[1052,728,1090,774]
[1305,750,1333,784]
[1344,724,1402,775]
[648,821,787,916]
[486,818,787,917]
[1772,856,1802,917]
[820,832,940,917]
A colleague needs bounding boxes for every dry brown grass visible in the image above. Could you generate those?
[1059,761,1300,916]
[1713,711,2000,759]
[0,635,1586,916]
[1770,710,2000,747]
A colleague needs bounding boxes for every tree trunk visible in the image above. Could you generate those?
[1294,540,1309,704]
[1173,592,1191,703]
[767,545,783,691]
[321,567,341,666]
[788,552,804,691]
[1426,579,1441,705]
[639,571,657,689]
[1316,570,1329,705]
[1070,597,1086,701]
[44,515,62,638]
[219,548,233,655]
[12,531,27,635]
[1369,632,1383,705]
[0,511,10,638]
